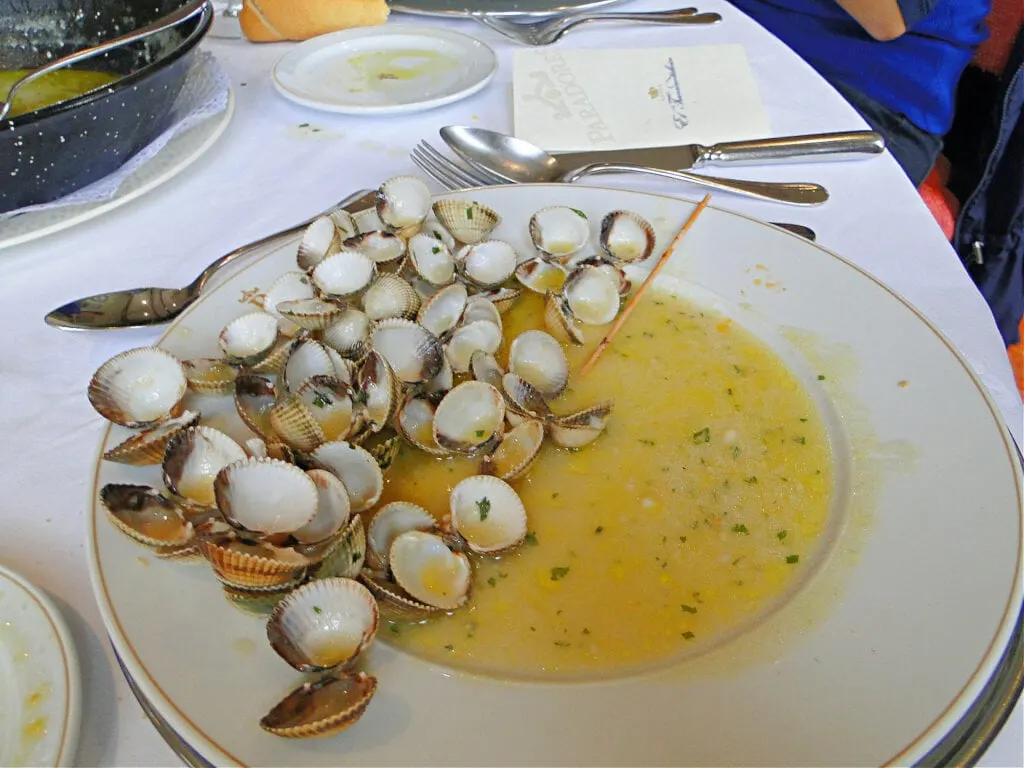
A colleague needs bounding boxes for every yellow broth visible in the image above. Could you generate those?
[378,289,833,678]
[0,69,119,117]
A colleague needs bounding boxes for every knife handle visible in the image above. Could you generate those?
[695,131,886,166]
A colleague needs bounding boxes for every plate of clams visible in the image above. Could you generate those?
[86,177,1022,765]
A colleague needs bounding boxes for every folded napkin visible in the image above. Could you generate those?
[512,45,771,153]
[1,52,230,221]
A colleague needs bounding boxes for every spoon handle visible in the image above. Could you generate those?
[562,163,829,206]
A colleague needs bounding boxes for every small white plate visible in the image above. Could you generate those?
[0,564,81,767]
[272,25,498,115]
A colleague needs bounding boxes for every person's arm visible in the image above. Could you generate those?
[834,0,912,41]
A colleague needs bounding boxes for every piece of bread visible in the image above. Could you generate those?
[239,0,390,42]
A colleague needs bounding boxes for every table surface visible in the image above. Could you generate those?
[0,1,1020,765]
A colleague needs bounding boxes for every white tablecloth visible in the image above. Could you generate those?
[0,1,1020,764]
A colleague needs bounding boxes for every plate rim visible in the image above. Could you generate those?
[0,87,235,253]
[85,184,1023,767]
[270,24,498,115]
[0,562,82,767]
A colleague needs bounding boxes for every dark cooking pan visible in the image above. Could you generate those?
[0,0,213,213]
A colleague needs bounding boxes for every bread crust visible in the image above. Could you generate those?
[239,0,391,42]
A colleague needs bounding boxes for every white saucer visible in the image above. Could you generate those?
[0,564,81,767]
[272,25,497,115]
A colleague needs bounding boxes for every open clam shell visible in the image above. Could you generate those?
[362,274,421,322]
[469,350,505,389]
[477,286,521,315]
[516,257,568,295]
[481,419,545,481]
[357,350,400,433]
[419,217,456,250]
[215,458,319,536]
[195,520,309,590]
[312,250,376,300]
[270,395,326,453]
[103,410,200,466]
[330,209,358,241]
[267,578,379,673]
[529,206,590,260]
[456,240,518,289]
[416,282,467,339]
[222,584,294,618]
[342,231,405,265]
[501,373,554,421]
[364,432,402,473]
[433,381,505,455]
[359,571,442,620]
[376,175,431,231]
[182,358,238,396]
[251,337,301,376]
[305,513,366,579]
[396,395,448,456]
[570,255,632,298]
[353,207,385,235]
[563,265,621,326]
[407,232,456,286]
[260,672,378,739]
[599,209,656,263]
[322,308,372,362]
[445,320,502,374]
[264,271,317,334]
[284,339,334,394]
[296,375,354,443]
[419,354,454,402]
[462,295,503,334]
[312,441,385,513]
[449,475,528,554]
[292,469,351,545]
[296,216,340,271]
[548,400,615,448]
[544,293,585,345]
[366,501,436,573]
[370,319,444,384]
[219,312,280,367]
[389,530,472,610]
[432,199,500,244]
[88,347,188,429]
[100,484,194,550]
[163,426,247,508]
[508,330,569,399]
[235,374,278,440]
[276,299,344,332]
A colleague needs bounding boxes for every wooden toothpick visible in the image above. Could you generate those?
[578,194,712,379]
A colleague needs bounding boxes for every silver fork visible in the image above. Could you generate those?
[410,142,817,240]
[469,8,721,46]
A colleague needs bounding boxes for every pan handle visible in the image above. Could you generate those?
[0,0,212,121]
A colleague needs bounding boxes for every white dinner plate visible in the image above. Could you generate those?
[272,26,497,115]
[0,88,234,253]
[87,184,1022,766]
[391,0,623,18]
[0,564,81,767]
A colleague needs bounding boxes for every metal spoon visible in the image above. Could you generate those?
[1,0,212,122]
[44,189,375,331]
[440,126,830,206]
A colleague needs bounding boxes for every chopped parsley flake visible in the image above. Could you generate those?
[732,524,749,534]
[311,392,332,408]
[817,374,826,381]
[794,436,806,445]
[550,566,570,581]
[313,606,322,614]
[487,576,497,587]
[786,554,800,564]
[744,476,758,484]
[732,445,741,459]
[389,624,400,634]
[582,628,591,634]
[466,207,474,220]
[474,429,485,437]
[692,427,711,444]
[571,208,587,218]
[680,604,697,614]
[476,497,491,521]
[524,532,538,546]
[431,246,441,254]
[352,390,369,406]
[777,530,788,541]
[682,631,695,640]
[444,644,455,651]
[595,526,604,534]
[554,641,571,647]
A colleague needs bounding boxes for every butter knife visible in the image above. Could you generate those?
[44,190,376,331]
[553,131,886,170]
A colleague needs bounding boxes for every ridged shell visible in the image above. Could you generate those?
[515,257,567,295]
[529,206,590,260]
[305,513,366,579]
[548,400,614,448]
[162,426,248,508]
[362,274,421,322]
[370,319,444,384]
[570,255,632,298]
[312,250,376,299]
[219,312,280,367]
[445,320,502,374]
[357,351,400,432]
[296,216,341,271]
[234,374,278,440]
[359,571,441,620]
[222,584,293,617]
[431,199,500,244]
[563,265,620,326]
[469,350,504,389]
[264,271,317,334]
[260,672,378,739]
[102,410,200,466]
[365,432,402,473]
[342,232,405,265]
[449,475,528,553]
[419,354,454,401]
[215,457,319,535]
[322,308,372,361]
[457,240,517,289]
[267,578,379,673]
[477,286,521,314]
[100,484,193,549]
[396,395,448,456]
[462,295,503,335]
[293,469,351,545]
[419,217,456,250]
[543,293,585,345]
[270,396,326,452]
[366,501,436,572]
[508,330,569,399]
[311,442,385,513]
[501,373,554,421]
[599,209,656,263]
[195,525,309,590]
[285,339,334,394]
[481,419,545,481]
[407,232,456,286]
[416,282,467,339]
[251,337,300,376]
[389,530,472,610]
[353,207,384,234]
[376,175,432,231]
[296,376,354,443]
[88,347,187,429]
[432,381,505,455]
[275,299,344,331]
[182,358,237,395]
[329,209,358,241]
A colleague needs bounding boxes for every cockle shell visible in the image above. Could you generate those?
[529,206,590,260]
[432,381,505,455]
[508,330,569,399]
[88,347,188,429]
[102,410,200,466]
[431,199,500,244]
[448,475,528,553]
[259,672,378,739]
[389,530,472,610]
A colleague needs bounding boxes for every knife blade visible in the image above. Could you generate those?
[551,131,886,171]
